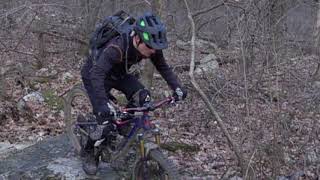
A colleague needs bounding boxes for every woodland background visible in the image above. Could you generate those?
[0,0,320,179]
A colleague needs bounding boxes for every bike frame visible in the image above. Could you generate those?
[109,116,152,161]
[75,97,174,162]
[110,97,173,161]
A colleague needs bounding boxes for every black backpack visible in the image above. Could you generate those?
[89,10,136,62]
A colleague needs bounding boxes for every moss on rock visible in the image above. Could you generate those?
[161,142,200,153]
[42,90,64,111]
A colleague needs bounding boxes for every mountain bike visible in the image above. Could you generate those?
[63,85,180,179]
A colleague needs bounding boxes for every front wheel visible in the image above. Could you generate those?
[132,149,180,180]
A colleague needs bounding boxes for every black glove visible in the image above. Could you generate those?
[173,87,187,101]
[96,104,113,124]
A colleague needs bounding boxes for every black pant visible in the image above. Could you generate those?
[82,74,145,152]
[82,74,145,115]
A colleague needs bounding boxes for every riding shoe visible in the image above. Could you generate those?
[82,151,99,175]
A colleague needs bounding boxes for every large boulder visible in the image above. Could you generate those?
[0,141,34,159]
[16,91,44,117]
[0,134,120,180]
[195,54,219,75]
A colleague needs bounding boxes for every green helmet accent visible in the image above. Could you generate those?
[142,32,150,41]
[140,20,146,27]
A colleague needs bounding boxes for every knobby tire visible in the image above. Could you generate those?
[133,149,180,180]
[63,84,88,155]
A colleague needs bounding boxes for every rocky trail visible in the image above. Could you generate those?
[0,134,120,180]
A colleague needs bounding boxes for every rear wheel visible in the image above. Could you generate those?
[68,114,89,155]
[133,149,180,180]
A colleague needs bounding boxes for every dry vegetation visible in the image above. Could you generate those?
[0,0,319,179]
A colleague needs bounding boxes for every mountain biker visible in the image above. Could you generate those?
[80,12,187,175]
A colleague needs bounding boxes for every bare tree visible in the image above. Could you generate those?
[183,0,247,177]
[262,0,288,67]
[141,0,162,89]
[313,1,320,78]
[0,67,6,101]
[315,1,320,50]
[77,0,104,56]
[35,13,45,69]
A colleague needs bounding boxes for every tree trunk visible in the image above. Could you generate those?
[78,0,103,56]
[315,1,320,50]
[312,1,320,79]
[36,32,45,69]
[33,12,46,69]
[268,1,288,178]
[141,0,163,89]
[184,0,247,177]
[0,67,6,100]
[262,0,287,67]
[110,0,116,13]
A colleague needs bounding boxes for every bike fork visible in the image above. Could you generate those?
[137,133,145,158]
[138,128,161,158]
[154,128,161,145]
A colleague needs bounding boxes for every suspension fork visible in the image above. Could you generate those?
[137,115,161,158]
[137,135,161,160]
[154,128,161,145]
[137,133,145,158]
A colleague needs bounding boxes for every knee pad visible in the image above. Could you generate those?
[129,89,151,107]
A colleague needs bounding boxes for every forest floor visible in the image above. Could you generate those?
[0,42,319,179]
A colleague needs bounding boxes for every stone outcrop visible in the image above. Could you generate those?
[0,134,120,180]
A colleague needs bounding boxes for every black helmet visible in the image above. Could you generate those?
[134,12,168,50]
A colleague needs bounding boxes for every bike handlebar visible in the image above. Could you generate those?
[121,96,175,113]
[112,97,175,125]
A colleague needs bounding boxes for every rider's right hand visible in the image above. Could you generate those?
[172,87,187,102]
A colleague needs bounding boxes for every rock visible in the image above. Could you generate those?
[312,81,320,89]
[0,141,35,159]
[36,68,58,78]
[277,176,289,180]
[16,99,27,113]
[195,54,219,75]
[17,92,44,114]
[230,176,243,180]
[0,142,16,158]
[37,68,49,75]
[0,134,120,180]
[62,72,74,81]
[277,171,305,180]
[22,92,44,103]
[46,157,87,179]
[305,148,319,165]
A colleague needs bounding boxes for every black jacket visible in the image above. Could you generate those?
[81,35,181,106]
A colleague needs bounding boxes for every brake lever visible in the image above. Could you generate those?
[144,102,155,111]
[169,97,176,106]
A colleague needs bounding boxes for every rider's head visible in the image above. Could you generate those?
[133,12,168,58]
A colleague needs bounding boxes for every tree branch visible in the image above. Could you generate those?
[184,0,246,176]
[31,29,88,45]
[0,3,72,18]
[12,13,36,52]
[192,2,224,17]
